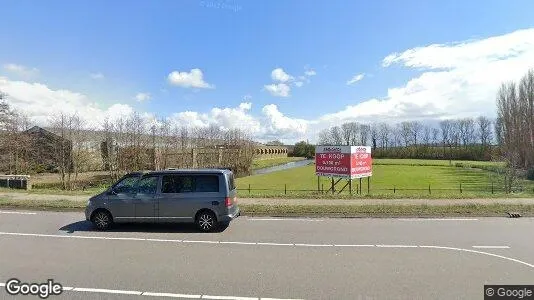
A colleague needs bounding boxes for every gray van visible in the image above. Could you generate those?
[85,169,240,232]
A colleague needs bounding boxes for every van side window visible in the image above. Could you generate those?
[195,175,219,192]
[113,176,139,194]
[226,173,236,191]
[162,175,194,193]
[137,176,158,194]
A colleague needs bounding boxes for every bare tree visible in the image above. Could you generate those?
[359,124,370,145]
[431,128,440,146]
[50,113,74,189]
[422,125,432,146]
[330,126,344,145]
[378,123,391,149]
[400,122,412,147]
[317,128,333,145]
[410,121,422,147]
[341,123,352,146]
[477,116,493,146]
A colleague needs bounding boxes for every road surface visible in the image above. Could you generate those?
[0,210,533,299]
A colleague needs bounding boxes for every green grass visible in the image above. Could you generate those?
[0,187,105,196]
[252,157,305,170]
[1,198,532,217]
[236,159,532,197]
[373,158,505,167]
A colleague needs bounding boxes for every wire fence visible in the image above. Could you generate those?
[236,182,529,196]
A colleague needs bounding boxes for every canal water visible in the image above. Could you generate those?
[252,159,314,175]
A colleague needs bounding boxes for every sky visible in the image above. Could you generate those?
[1,0,534,143]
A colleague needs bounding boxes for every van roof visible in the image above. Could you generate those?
[128,168,233,176]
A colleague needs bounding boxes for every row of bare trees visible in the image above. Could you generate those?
[100,114,255,182]
[496,69,534,172]
[0,92,33,174]
[1,91,256,189]
[317,116,495,161]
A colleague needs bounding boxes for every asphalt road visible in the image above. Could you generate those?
[0,210,533,300]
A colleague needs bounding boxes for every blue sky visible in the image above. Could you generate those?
[2,0,534,142]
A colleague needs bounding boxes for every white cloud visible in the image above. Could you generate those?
[0,76,134,127]
[90,72,105,80]
[261,104,308,139]
[3,63,39,77]
[320,28,534,129]
[264,66,318,97]
[170,102,261,133]
[167,68,214,89]
[135,92,151,102]
[304,69,316,76]
[271,68,294,82]
[264,83,290,97]
[346,73,365,85]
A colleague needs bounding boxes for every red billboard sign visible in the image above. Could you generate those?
[315,146,372,178]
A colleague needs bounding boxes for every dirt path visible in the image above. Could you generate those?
[2,191,534,206]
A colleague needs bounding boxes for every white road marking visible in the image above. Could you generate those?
[333,244,375,247]
[472,246,510,249]
[397,218,478,221]
[143,292,201,298]
[256,242,294,246]
[420,246,534,268]
[72,287,142,295]
[202,296,257,300]
[248,218,323,222]
[0,231,531,270]
[0,211,37,215]
[183,240,220,244]
[220,241,257,245]
[376,245,418,248]
[0,280,295,299]
[294,243,333,247]
[149,239,183,243]
[261,298,304,300]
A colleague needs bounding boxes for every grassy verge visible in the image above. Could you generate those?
[252,157,305,170]
[241,203,534,217]
[0,199,86,211]
[1,199,532,217]
[235,191,534,199]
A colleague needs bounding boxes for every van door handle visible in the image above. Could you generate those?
[212,201,219,206]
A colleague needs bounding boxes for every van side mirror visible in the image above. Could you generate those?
[108,189,117,195]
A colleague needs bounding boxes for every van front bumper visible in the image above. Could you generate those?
[219,207,240,223]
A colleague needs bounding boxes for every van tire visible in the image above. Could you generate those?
[196,210,217,232]
[91,210,113,231]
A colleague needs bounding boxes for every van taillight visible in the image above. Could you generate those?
[225,197,232,207]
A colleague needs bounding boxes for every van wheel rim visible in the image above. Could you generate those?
[95,213,109,228]
[199,214,214,230]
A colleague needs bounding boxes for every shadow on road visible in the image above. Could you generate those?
[59,221,229,233]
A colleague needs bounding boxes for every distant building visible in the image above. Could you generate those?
[253,144,289,159]
[24,126,73,172]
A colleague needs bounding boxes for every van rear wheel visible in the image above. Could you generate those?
[196,211,216,232]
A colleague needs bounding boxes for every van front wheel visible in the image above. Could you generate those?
[196,211,216,232]
[91,210,112,231]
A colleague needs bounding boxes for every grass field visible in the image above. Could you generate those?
[251,157,305,170]
[373,159,505,167]
[236,159,533,197]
